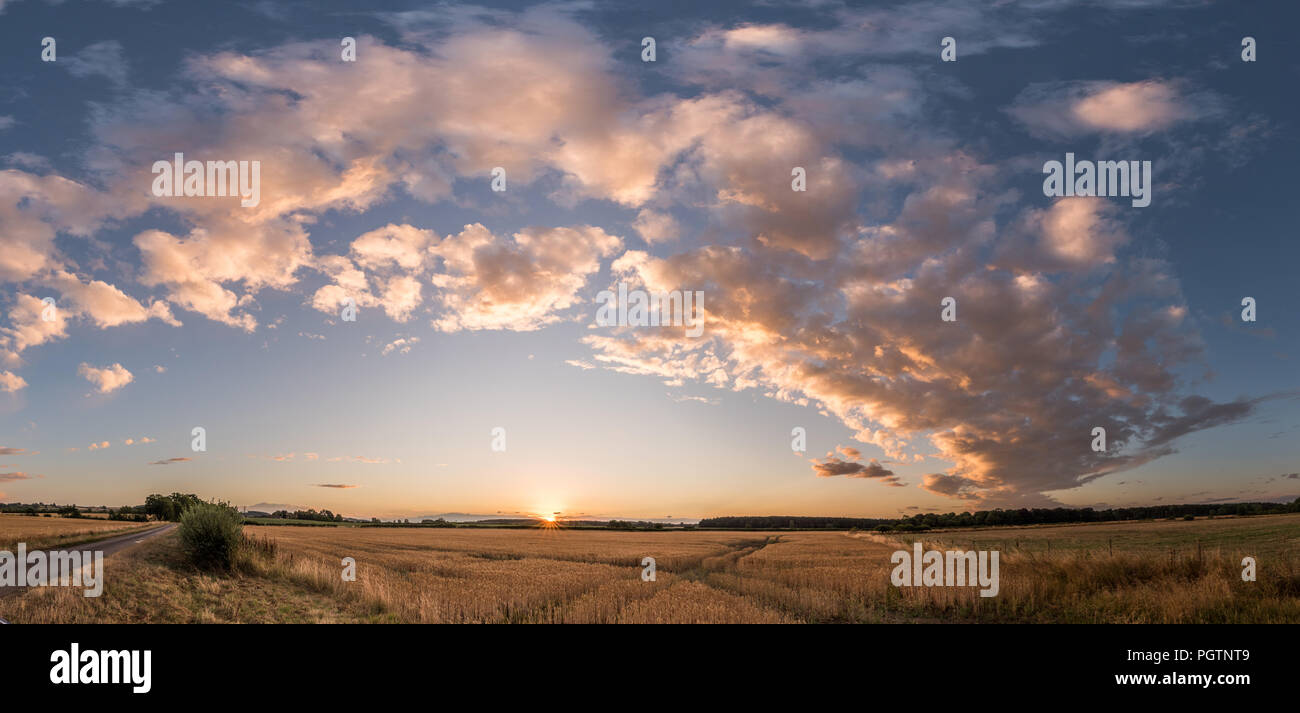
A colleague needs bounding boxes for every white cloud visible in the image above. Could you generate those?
[0,370,26,392]
[78,362,134,394]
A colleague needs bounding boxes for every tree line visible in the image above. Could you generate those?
[699,499,1300,531]
[266,508,344,522]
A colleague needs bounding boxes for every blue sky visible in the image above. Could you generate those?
[0,0,1296,519]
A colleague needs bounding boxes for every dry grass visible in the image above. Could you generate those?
[4,514,1297,623]
[4,535,355,623]
[233,528,785,623]
[0,513,154,551]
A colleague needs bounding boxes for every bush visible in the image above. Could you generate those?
[179,501,244,569]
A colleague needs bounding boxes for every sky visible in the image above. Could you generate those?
[0,0,1296,520]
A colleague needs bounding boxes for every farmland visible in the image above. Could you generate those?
[0,513,155,552]
[3,513,1297,624]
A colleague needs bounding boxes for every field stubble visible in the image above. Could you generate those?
[4,514,1297,623]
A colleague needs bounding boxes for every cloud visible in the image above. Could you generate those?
[1032,198,1128,266]
[836,445,862,460]
[584,151,1242,508]
[632,209,680,245]
[45,270,180,329]
[811,451,903,486]
[381,336,419,356]
[0,169,127,283]
[0,279,175,370]
[0,471,34,482]
[88,441,110,450]
[921,472,982,499]
[62,40,130,86]
[0,370,26,392]
[132,229,271,332]
[0,447,26,455]
[313,483,358,489]
[1008,80,1212,137]
[676,3,1041,75]
[0,2,1269,510]
[78,362,134,394]
[310,225,436,323]
[668,393,718,405]
[148,457,192,465]
[351,223,434,272]
[3,294,69,352]
[59,18,657,332]
[429,224,622,332]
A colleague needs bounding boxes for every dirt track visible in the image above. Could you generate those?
[0,523,177,604]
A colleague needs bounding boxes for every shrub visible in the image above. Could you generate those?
[179,501,244,569]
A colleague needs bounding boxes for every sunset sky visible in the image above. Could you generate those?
[0,0,1296,520]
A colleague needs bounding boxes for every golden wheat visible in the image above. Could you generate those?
[4,515,1297,623]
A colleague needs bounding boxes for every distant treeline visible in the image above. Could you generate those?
[608,520,667,530]
[699,500,1300,531]
[0,502,67,513]
[699,516,893,530]
[0,500,150,521]
[266,508,344,522]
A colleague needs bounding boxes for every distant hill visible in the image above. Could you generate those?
[242,502,310,514]
[405,512,507,522]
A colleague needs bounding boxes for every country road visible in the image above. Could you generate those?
[0,523,177,606]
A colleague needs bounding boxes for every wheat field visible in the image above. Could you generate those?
[0,513,155,552]
[4,514,1298,624]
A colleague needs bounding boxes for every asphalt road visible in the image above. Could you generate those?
[0,523,177,610]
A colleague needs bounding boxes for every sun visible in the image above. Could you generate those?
[543,514,556,523]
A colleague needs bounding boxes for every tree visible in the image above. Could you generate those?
[145,494,177,521]
[144,493,202,521]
